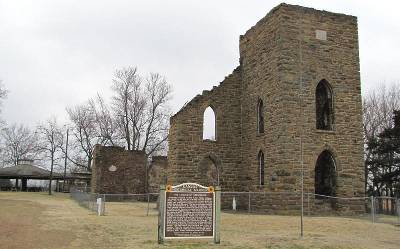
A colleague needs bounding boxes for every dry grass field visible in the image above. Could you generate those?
[0,192,399,249]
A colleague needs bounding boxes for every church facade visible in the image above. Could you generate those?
[167,4,364,212]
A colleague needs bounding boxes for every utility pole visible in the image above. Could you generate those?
[49,130,54,195]
[63,128,69,192]
[299,36,304,238]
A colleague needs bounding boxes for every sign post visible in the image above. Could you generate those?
[158,185,166,244]
[158,183,220,244]
[214,186,221,244]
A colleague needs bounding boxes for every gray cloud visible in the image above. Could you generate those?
[0,0,399,126]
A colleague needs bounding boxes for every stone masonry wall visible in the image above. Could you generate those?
[148,156,168,193]
[272,4,364,197]
[239,4,364,197]
[167,3,365,213]
[168,67,244,191]
[239,4,285,191]
[91,145,146,194]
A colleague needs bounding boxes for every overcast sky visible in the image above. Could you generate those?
[0,0,399,127]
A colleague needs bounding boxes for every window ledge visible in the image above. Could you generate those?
[315,129,335,134]
[203,139,216,143]
[256,132,265,137]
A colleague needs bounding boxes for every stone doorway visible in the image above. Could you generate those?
[315,150,337,197]
[198,156,220,187]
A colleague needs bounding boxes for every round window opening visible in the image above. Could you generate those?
[108,165,117,172]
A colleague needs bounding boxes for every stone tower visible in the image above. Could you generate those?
[168,4,364,211]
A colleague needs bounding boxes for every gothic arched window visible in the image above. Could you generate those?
[258,150,265,186]
[203,106,216,140]
[316,80,334,130]
[257,99,264,134]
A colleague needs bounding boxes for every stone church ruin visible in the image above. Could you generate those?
[89,3,365,214]
[167,3,365,213]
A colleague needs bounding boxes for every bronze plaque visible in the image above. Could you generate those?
[165,191,214,238]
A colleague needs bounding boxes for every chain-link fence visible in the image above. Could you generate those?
[221,191,303,214]
[372,196,400,225]
[70,187,158,215]
[220,192,399,225]
[102,193,159,216]
[70,186,104,213]
[69,187,399,226]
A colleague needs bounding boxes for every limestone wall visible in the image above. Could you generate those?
[236,4,364,196]
[239,4,285,191]
[148,156,168,193]
[91,145,146,194]
[168,67,244,191]
[269,4,364,197]
[167,3,365,212]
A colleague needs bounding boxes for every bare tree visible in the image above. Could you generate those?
[0,80,7,106]
[363,84,400,139]
[0,80,8,126]
[88,94,119,146]
[363,83,400,194]
[0,124,39,167]
[111,67,171,155]
[37,117,64,195]
[66,94,121,172]
[112,67,144,150]
[67,99,115,172]
[66,103,97,171]
[141,73,171,155]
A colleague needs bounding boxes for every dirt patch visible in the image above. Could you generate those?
[0,198,74,249]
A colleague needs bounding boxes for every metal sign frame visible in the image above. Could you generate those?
[158,183,220,244]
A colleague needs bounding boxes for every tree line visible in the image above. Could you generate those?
[0,67,172,176]
[363,84,400,197]
[0,74,399,198]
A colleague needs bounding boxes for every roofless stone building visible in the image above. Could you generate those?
[167,4,364,212]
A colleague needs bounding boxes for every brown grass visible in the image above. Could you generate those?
[0,192,399,249]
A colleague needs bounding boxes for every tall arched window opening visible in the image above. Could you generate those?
[315,80,334,130]
[315,150,337,198]
[258,151,265,186]
[257,99,264,134]
[203,106,216,140]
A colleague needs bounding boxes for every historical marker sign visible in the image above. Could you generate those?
[158,183,220,244]
[165,187,214,238]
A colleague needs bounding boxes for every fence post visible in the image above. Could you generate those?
[146,193,150,216]
[97,196,104,216]
[248,192,251,213]
[370,196,375,223]
[102,194,106,215]
[87,192,91,210]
